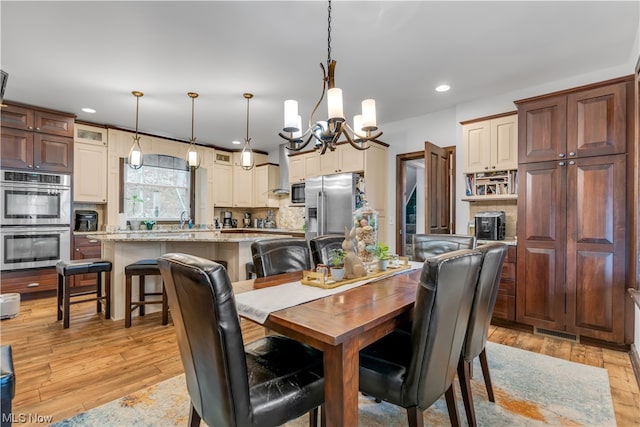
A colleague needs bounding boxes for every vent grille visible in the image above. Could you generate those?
[534,327,579,342]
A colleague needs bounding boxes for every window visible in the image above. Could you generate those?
[121,155,194,221]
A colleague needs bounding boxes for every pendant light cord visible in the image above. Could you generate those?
[327,0,332,65]
[191,96,195,142]
[245,94,251,143]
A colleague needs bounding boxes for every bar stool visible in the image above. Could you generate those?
[56,259,112,329]
[125,259,168,328]
[245,262,256,280]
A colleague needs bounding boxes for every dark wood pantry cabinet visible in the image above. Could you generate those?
[515,76,634,345]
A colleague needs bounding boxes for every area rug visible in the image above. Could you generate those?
[51,342,616,427]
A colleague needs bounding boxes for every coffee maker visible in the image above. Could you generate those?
[222,211,233,228]
[243,212,251,228]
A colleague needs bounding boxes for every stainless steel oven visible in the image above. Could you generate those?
[0,170,71,226]
[0,226,70,270]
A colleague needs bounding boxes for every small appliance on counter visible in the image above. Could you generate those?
[243,212,251,228]
[474,211,506,240]
[222,211,233,228]
[74,210,98,232]
[263,209,276,229]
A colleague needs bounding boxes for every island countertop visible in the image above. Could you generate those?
[87,231,293,242]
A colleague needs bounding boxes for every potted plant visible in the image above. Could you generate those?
[371,242,391,271]
[328,248,346,281]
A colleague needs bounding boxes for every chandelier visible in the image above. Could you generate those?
[239,93,255,170]
[185,92,200,169]
[127,91,144,169]
[278,0,383,154]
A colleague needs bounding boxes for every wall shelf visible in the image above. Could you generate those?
[462,194,518,202]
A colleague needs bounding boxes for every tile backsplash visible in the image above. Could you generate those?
[468,200,517,238]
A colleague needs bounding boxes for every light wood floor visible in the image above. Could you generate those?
[2,296,639,427]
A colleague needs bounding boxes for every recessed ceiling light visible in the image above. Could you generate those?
[231,140,242,145]
[81,107,96,113]
[435,84,451,93]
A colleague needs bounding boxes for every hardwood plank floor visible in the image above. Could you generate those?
[1,296,639,426]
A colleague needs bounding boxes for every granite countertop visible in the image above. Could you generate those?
[86,231,293,243]
[223,227,305,234]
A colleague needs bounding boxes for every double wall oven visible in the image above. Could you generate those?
[0,170,71,270]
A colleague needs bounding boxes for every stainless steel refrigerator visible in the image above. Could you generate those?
[305,173,362,240]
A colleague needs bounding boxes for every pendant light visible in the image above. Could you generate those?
[240,93,255,171]
[127,91,144,169]
[186,92,200,169]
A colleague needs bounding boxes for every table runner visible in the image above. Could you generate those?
[235,261,423,324]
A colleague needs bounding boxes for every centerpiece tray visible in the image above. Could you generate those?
[301,264,411,289]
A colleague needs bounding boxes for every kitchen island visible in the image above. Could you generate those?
[88,230,292,321]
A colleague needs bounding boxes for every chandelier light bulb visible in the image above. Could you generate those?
[327,87,344,121]
[187,149,199,167]
[129,143,142,168]
[353,115,365,138]
[292,115,303,139]
[284,100,299,132]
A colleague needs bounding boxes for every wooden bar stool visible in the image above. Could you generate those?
[56,259,112,329]
[125,259,168,328]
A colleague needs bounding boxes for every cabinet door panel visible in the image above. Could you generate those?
[492,115,518,170]
[1,128,33,169]
[567,82,627,158]
[0,104,34,130]
[463,122,491,173]
[74,142,107,203]
[565,154,626,342]
[518,96,566,163]
[517,161,566,330]
[34,134,73,173]
[34,111,74,137]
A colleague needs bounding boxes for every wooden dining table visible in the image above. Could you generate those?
[234,268,423,427]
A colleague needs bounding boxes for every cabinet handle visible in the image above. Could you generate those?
[27,283,40,288]
[35,165,40,169]
[559,161,566,166]
[36,127,41,131]
[568,152,576,157]
[491,166,496,169]
[484,167,488,170]
[89,239,98,243]
[559,153,565,158]
[28,164,33,168]
[27,126,33,130]
[568,160,575,165]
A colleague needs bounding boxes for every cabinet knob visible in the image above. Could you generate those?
[484,167,488,170]
[28,126,33,130]
[36,127,41,131]
[491,166,496,169]
[76,248,80,251]
[569,152,576,157]
[559,153,565,158]
[569,160,575,165]
[559,161,566,166]
[35,165,40,169]
[28,164,33,168]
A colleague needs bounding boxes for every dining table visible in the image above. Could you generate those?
[233,266,423,427]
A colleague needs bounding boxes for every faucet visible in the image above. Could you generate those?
[180,210,189,229]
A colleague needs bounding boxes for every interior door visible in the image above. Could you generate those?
[424,141,453,234]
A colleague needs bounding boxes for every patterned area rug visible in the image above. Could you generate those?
[51,342,616,427]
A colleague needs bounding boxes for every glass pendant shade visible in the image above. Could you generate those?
[327,87,344,121]
[292,115,303,139]
[361,99,377,130]
[241,139,254,170]
[353,114,365,138]
[128,136,143,169]
[284,100,299,132]
[128,91,144,169]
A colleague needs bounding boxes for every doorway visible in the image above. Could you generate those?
[395,142,456,257]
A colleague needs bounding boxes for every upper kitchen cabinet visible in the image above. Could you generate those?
[1,102,74,173]
[289,150,320,182]
[318,143,365,175]
[517,79,627,163]
[462,113,518,173]
[253,163,280,208]
[212,150,233,207]
[231,151,268,207]
[73,124,108,203]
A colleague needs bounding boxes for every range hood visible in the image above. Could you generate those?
[272,144,290,195]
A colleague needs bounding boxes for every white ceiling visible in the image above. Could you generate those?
[2,1,638,155]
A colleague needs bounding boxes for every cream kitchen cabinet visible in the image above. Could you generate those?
[289,150,320,182]
[232,152,268,207]
[253,163,280,208]
[462,113,518,173]
[211,150,233,207]
[74,124,108,203]
[318,144,365,175]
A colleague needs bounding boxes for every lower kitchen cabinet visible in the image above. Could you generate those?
[71,234,102,288]
[492,245,516,322]
[1,267,58,297]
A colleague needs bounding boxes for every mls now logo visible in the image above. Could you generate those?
[3,413,53,424]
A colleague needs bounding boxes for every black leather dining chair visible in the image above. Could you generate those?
[358,249,483,427]
[412,234,476,262]
[158,253,325,427]
[457,242,508,427]
[309,234,344,267]
[251,238,312,278]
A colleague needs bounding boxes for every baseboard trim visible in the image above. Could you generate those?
[630,345,640,390]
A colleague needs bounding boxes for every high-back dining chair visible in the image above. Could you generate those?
[251,238,312,278]
[158,253,324,427]
[457,242,508,427]
[412,234,476,262]
[309,234,344,267]
[358,249,483,427]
